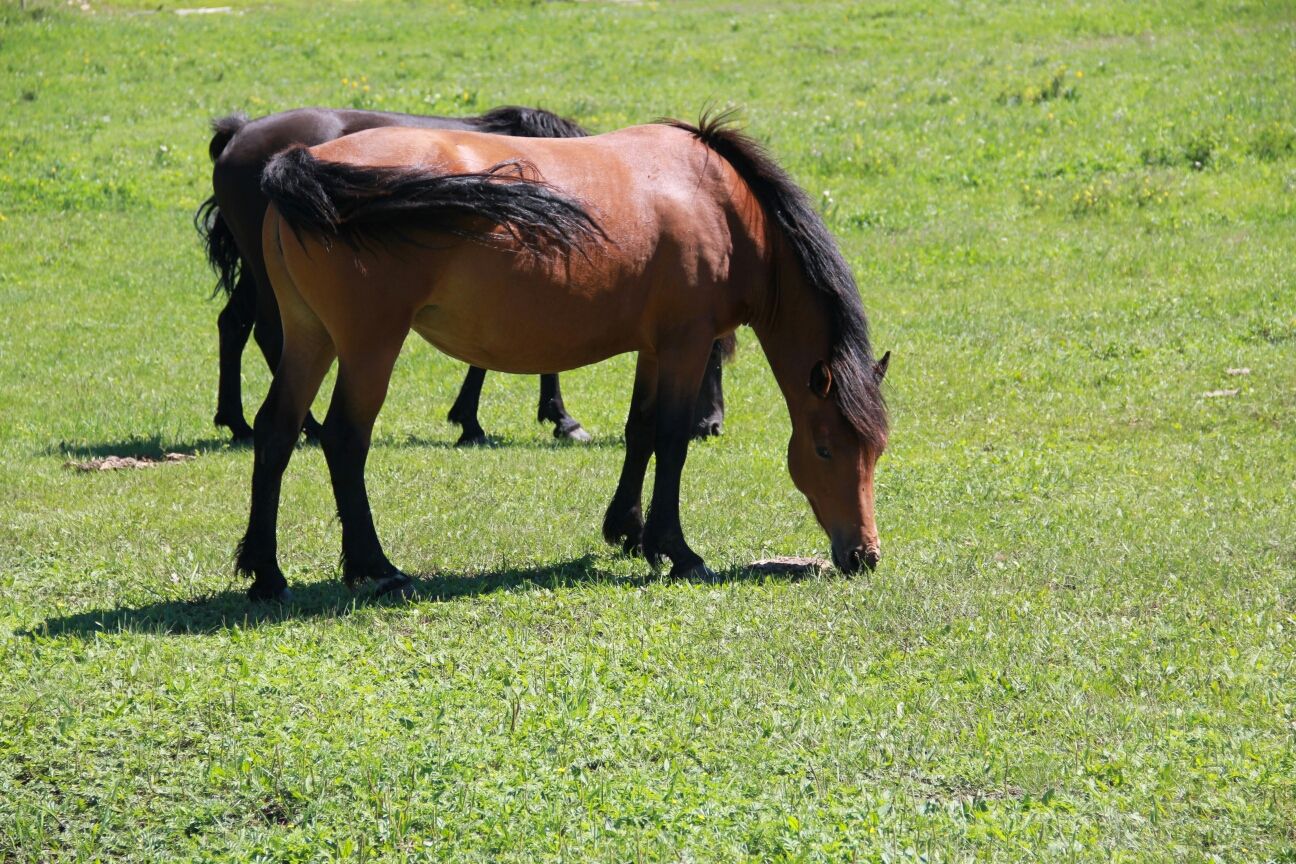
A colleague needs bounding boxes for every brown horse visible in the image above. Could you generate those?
[195,105,732,446]
[238,114,889,602]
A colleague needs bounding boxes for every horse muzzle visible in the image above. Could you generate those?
[833,545,880,574]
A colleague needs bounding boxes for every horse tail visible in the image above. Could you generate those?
[208,113,248,162]
[260,145,602,256]
[193,114,250,298]
[194,195,242,297]
[474,105,589,139]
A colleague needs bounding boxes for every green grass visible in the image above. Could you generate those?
[2,0,1295,860]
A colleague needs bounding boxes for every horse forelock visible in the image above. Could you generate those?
[664,111,888,449]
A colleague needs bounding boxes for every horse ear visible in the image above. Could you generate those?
[874,350,891,381]
[809,360,833,398]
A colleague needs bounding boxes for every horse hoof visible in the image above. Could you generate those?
[455,431,489,447]
[672,563,717,581]
[248,584,293,604]
[558,425,592,443]
[374,573,416,600]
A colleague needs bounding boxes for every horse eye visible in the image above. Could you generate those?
[815,445,832,460]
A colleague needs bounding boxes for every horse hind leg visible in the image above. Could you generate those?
[214,269,256,441]
[236,316,335,603]
[446,366,489,446]
[537,374,590,442]
[319,336,413,598]
[251,279,326,443]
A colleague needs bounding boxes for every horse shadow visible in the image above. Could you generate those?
[383,432,627,451]
[24,555,820,638]
[44,432,627,462]
[46,434,242,460]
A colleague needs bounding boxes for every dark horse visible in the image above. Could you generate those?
[238,114,889,602]
[195,105,732,445]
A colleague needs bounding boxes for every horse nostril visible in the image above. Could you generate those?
[847,548,864,573]
[862,548,880,571]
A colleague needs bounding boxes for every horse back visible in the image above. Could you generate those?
[292,125,769,369]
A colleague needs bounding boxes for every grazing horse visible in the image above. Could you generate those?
[238,114,889,602]
[195,105,732,445]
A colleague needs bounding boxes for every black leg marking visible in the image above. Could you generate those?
[603,355,656,556]
[237,383,311,603]
[640,339,716,579]
[214,271,256,442]
[538,374,591,443]
[319,356,412,597]
[447,366,489,446]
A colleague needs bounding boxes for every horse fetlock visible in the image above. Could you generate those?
[446,403,471,426]
[215,411,254,442]
[690,416,724,440]
[537,399,563,425]
[643,523,701,575]
[602,503,644,554]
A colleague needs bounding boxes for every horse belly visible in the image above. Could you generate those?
[412,267,645,374]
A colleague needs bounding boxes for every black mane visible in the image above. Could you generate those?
[666,112,888,447]
[473,106,589,139]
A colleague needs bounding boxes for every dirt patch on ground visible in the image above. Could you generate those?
[747,556,832,575]
[67,453,195,472]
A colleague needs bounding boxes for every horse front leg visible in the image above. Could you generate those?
[446,366,489,446]
[537,374,591,442]
[320,341,412,597]
[213,270,256,442]
[642,336,715,579]
[602,352,657,555]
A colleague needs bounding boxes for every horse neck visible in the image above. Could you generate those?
[750,261,833,412]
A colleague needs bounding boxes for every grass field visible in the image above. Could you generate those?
[2,0,1295,860]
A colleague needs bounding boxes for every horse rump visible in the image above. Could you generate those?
[208,113,249,162]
